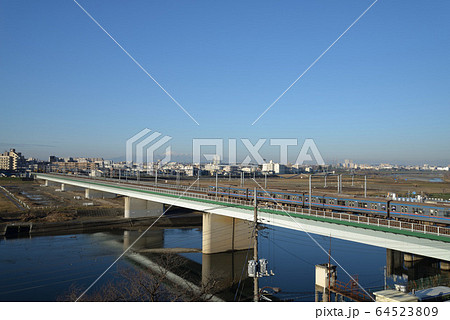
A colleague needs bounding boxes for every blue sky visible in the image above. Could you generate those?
[1,0,449,165]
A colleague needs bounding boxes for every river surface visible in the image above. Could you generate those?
[0,223,444,302]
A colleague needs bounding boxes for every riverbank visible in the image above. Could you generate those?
[0,212,202,237]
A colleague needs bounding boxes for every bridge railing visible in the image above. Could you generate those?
[39,174,450,239]
[120,179,450,239]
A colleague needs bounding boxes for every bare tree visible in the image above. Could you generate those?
[61,254,221,302]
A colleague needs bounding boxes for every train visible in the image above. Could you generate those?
[208,186,450,225]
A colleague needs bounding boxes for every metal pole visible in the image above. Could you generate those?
[253,187,259,302]
[137,168,140,183]
[155,169,158,186]
[352,175,354,187]
[324,175,327,188]
[119,169,121,182]
[309,174,312,213]
[337,175,339,193]
[340,174,342,193]
[364,175,367,198]
[215,172,218,200]
[264,173,267,189]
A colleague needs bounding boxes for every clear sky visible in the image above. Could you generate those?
[1,0,449,165]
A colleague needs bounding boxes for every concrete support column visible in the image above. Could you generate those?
[61,184,65,192]
[404,253,424,263]
[124,197,164,218]
[441,261,450,271]
[202,213,254,254]
[44,180,48,186]
[85,189,116,199]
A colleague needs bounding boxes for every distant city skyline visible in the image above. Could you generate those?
[1,1,449,165]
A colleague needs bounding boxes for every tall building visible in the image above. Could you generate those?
[0,155,13,170]
[262,160,286,174]
[0,149,25,171]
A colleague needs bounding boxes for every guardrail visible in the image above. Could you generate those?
[37,173,450,239]
[0,186,30,209]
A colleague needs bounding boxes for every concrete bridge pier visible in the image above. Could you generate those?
[202,213,254,254]
[61,184,84,192]
[43,180,59,187]
[441,261,450,271]
[404,253,424,268]
[124,197,164,218]
[85,189,116,199]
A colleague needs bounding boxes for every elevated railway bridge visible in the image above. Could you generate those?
[34,173,450,261]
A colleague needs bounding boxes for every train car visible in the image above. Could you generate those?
[208,186,450,226]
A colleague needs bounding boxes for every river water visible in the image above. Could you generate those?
[0,222,444,302]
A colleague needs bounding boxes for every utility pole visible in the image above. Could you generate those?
[264,172,267,189]
[340,174,342,193]
[215,172,218,200]
[337,175,339,193]
[197,169,200,190]
[119,169,121,182]
[253,187,259,302]
[352,175,354,187]
[364,175,367,198]
[324,175,327,188]
[309,174,312,213]
[155,168,158,186]
[328,236,331,302]
[137,168,140,183]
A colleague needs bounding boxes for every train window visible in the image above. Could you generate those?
[419,209,424,214]
[391,205,397,211]
[371,203,378,210]
[444,211,450,217]
[413,208,419,214]
[382,205,386,210]
[349,201,354,207]
[337,200,345,206]
[358,202,368,208]
[319,198,326,204]
[401,206,407,213]
[329,199,334,205]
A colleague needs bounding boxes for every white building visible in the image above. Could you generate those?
[262,160,286,174]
